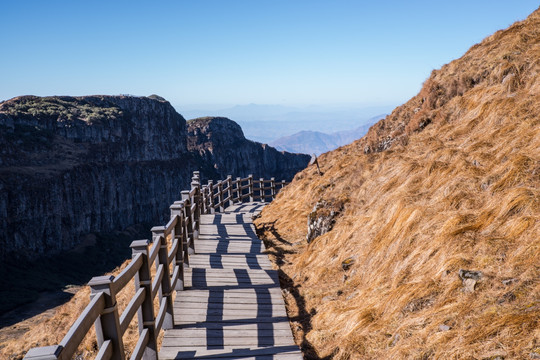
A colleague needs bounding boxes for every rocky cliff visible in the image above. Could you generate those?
[187,117,310,180]
[0,96,308,261]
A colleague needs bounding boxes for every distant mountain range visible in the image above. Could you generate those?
[179,104,395,143]
[269,115,385,155]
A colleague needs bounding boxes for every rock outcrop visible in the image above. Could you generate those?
[187,117,310,180]
[0,96,308,260]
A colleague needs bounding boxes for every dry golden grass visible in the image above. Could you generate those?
[256,8,540,360]
[1,252,171,360]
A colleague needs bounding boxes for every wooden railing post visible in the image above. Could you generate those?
[207,180,215,214]
[170,203,185,290]
[270,177,276,200]
[200,185,207,214]
[151,227,174,330]
[281,180,286,193]
[226,175,233,208]
[248,174,254,202]
[182,190,195,254]
[88,276,125,360]
[191,180,201,240]
[235,177,241,203]
[259,178,265,202]
[217,181,224,212]
[130,239,158,360]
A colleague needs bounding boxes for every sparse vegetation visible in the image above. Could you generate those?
[256,7,540,360]
[0,96,123,125]
[0,224,156,360]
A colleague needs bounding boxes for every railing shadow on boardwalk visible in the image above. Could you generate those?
[186,268,285,349]
[24,172,293,360]
[256,221,333,360]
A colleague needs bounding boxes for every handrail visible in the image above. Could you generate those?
[119,288,146,335]
[95,340,113,360]
[23,171,290,360]
[60,292,106,358]
[151,264,164,300]
[112,253,143,293]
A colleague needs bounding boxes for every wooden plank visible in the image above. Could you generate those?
[190,273,277,281]
[189,254,270,260]
[175,298,284,305]
[159,346,302,359]
[176,288,283,295]
[170,307,287,317]
[175,292,284,300]
[188,258,272,265]
[162,336,295,347]
[174,303,285,310]
[186,263,273,269]
[175,315,290,323]
[204,354,303,360]
[164,328,294,338]
[175,322,293,330]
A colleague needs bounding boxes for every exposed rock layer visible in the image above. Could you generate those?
[187,117,310,180]
[0,96,309,260]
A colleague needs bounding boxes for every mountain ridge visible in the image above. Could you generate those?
[270,115,384,155]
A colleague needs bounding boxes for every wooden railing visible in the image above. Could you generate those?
[24,172,289,360]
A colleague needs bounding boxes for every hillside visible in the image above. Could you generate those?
[255,8,540,360]
[270,116,383,155]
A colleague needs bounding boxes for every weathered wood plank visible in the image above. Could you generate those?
[162,336,295,347]
[159,346,302,359]
[169,307,287,317]
[163,328,294,338]
[175,297,284,305]
[176,315,290,323]
[174,303,285,311]
[175,322,293,330]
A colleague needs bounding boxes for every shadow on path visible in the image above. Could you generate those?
[256,221,331,360]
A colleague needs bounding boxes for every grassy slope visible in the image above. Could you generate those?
[1,245,164,360]
[255,8,540,360]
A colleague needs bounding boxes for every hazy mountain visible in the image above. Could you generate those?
[270,115,384,155]
[179,104,395,143]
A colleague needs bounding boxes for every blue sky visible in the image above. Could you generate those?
[1,1,538,108]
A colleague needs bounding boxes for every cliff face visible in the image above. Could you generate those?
[0,95,186,166]
[0,95,193,260]
[0,97,308,260]
[187,117,310,180]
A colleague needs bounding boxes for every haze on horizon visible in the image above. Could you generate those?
[1,1,538,111]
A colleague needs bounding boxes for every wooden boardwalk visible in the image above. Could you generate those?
[159,202,302,360]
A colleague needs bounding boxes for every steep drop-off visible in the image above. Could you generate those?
[255,8,540,360]
[0,96,308,262]
[187,116,310,180]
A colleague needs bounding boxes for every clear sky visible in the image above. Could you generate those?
[1,1,538,108]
